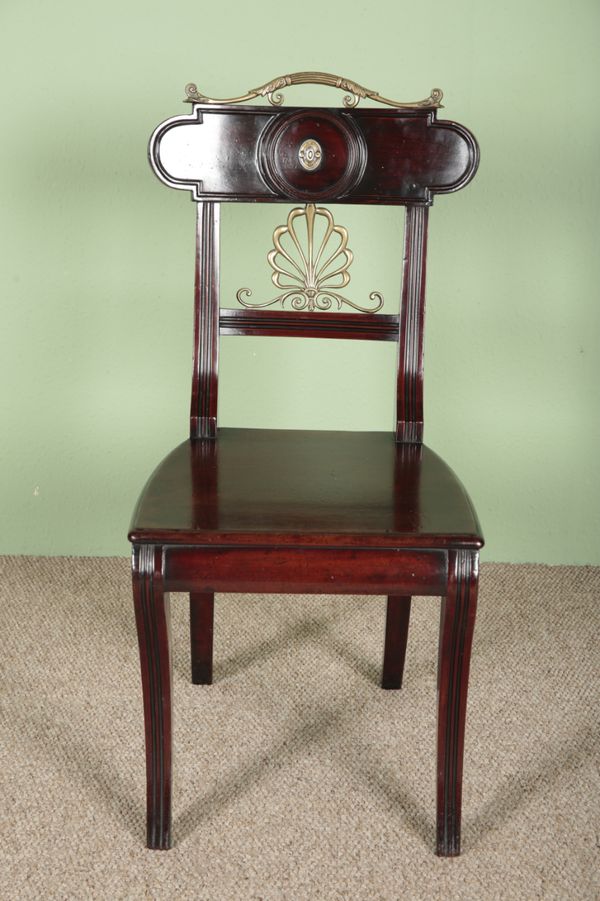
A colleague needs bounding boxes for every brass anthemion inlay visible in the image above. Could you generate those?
[236,203,384,313]
[185,71,443,110]
[298,139,322,171]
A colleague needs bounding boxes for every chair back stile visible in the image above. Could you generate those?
[397,204,428,443]
[190,201,220,440]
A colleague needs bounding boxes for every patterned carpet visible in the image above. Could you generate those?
[1,557,598,900]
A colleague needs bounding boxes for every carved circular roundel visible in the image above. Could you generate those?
[258,111,367,201]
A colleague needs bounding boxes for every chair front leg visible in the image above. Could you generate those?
[381,595,411,689]
[436,549,479,856]
[190,592,214,684]
[132,545,173,850]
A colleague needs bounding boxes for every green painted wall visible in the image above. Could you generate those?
[1,1,599,561]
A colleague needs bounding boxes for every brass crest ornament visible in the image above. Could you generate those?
[236,204,384,313]
[184,71,443,110]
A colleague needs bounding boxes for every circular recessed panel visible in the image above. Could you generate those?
[258,111,367,200]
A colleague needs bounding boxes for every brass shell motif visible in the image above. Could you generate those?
[236,204,384,313]
[185,71,443,110]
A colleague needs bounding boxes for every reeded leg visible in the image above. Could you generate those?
[132,545,173,850]
[436,549,479,856]
[381,595,411,689]
[190,592,214,684]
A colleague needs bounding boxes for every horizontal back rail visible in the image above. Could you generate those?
[219,309,399,341]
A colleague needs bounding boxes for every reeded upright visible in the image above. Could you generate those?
[130,73,483,855]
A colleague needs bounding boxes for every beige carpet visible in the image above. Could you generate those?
[0,557,598,900]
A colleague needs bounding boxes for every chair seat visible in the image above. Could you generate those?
[129,428,483,550]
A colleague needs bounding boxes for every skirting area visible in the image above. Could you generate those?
[1,557,598,900]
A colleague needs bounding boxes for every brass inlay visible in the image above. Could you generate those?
[236,204,384,313]
[298,139,322,171]
[185,72,443,110]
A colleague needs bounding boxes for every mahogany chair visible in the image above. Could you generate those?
[130,73,482,855]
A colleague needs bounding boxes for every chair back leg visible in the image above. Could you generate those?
[381,595,412,689]
[190,592,215,684]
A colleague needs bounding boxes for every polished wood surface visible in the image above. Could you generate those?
[164,545,447,596]
[219,309,399,342]
[436,550,479,856]
[130,429,482,548]
[397,205,428,442]
[133,93,482,855]
[132,545,172,850]
[189,592,214,684]
[382,595,412,689]
[190,202,220,439]
[151,105,479,205]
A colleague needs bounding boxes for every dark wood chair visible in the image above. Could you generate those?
[130,72,482,855]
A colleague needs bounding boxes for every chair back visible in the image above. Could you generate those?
[149,73,479,441]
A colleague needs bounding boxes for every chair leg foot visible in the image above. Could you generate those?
[146,822,172,851]
[190,592,214,684]
[436,550,478,857]
[381,595,411,689]
[132,545,173,850]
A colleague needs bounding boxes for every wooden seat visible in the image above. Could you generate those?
[130,430,482,548]
[131,72,482,856]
